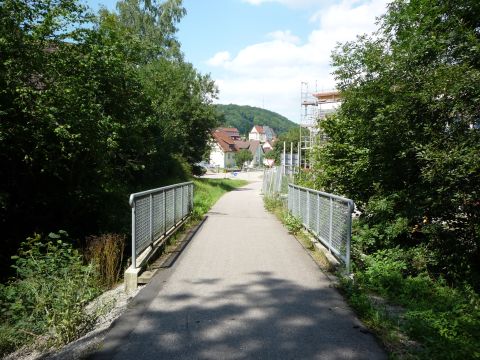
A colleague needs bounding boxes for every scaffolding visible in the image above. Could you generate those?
[299,82,317,169]
[299,82,341,169]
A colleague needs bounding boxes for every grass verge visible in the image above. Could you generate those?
[192,178,248,220]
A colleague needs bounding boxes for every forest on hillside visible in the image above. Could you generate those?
[216,104,296,136]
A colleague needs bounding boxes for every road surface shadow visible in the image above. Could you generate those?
[91,271,386,360]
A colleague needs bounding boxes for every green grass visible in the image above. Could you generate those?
[262,194,334,272]
[192,178,248,220]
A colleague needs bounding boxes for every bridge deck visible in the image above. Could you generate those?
[94,176,386,360]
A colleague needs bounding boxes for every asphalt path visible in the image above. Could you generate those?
[93,177,386,360]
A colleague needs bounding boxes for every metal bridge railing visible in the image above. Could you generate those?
[129,182,194,268]
[288,184,354,272]
[263,167,289,196]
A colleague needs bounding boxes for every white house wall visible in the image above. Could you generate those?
[210,144,226,168]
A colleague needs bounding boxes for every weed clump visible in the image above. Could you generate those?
[0,231,101,356]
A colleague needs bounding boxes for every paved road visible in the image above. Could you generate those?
[94,179,386,360]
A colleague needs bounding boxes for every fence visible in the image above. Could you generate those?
[129,182,194,268]
[262,167,289,196]
[288,184,354,271]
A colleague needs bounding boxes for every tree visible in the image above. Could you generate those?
[0,0,219,278]
[311,0,480,283]
[234,149,253,168]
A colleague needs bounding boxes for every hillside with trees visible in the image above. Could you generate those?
[216,104,296,136]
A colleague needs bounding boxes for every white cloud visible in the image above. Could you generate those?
[209,0,388,121]
[206,51,231,67]
[266,30,301,44]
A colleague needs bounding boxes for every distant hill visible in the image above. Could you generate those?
[216,104,296,137]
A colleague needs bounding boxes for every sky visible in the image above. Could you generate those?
[86,0,389,122]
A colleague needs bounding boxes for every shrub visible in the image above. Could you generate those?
[85,234,126,289]
[360,248,407,296]
[0,232,101,356]
[284,213,303,235]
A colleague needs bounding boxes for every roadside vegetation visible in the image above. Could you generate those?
[290,0,480,358]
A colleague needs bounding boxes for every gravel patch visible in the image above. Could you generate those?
[4,284,144,360]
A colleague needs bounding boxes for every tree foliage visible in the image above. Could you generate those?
[0,0,218,277]
[310,0,480,284]
[234,149,253,168]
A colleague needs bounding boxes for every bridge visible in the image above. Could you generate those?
[92,173,386,359]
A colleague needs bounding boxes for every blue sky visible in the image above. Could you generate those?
[86,0,388,121]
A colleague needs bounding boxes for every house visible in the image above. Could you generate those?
[248,125,277,143]
[262,140,274,153]
[209,129,237,168]
[262,126,276,142]
[217,127,241,140]
[209,128,264,169]
[249,125,266,142]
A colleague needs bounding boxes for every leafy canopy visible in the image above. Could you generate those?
[310,0,480,284]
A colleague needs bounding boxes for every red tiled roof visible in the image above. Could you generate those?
[212,130,236,152]
[253,125,264,134]
[234,140,250,150]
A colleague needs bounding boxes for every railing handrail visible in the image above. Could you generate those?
[130,181,194,269]
[129,181,193,206]
[288,183,355,210]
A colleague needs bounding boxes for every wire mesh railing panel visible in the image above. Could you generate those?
[287,184,354,271]
[152,192,165,239]
[299,189,308,225]
[175,187,182,223]
[129,182,193,268]
[165,188,175,230]
[182,186,187,216]
[133,195,151,256]
[332,199,350,258]
[262,167,291,197]
[308,192,317,230]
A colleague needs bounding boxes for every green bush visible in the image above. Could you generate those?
[0,232,101,356]
[360,248,407,296]
[284,213,303,235]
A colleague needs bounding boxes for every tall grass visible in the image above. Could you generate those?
[85,234,125,289]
